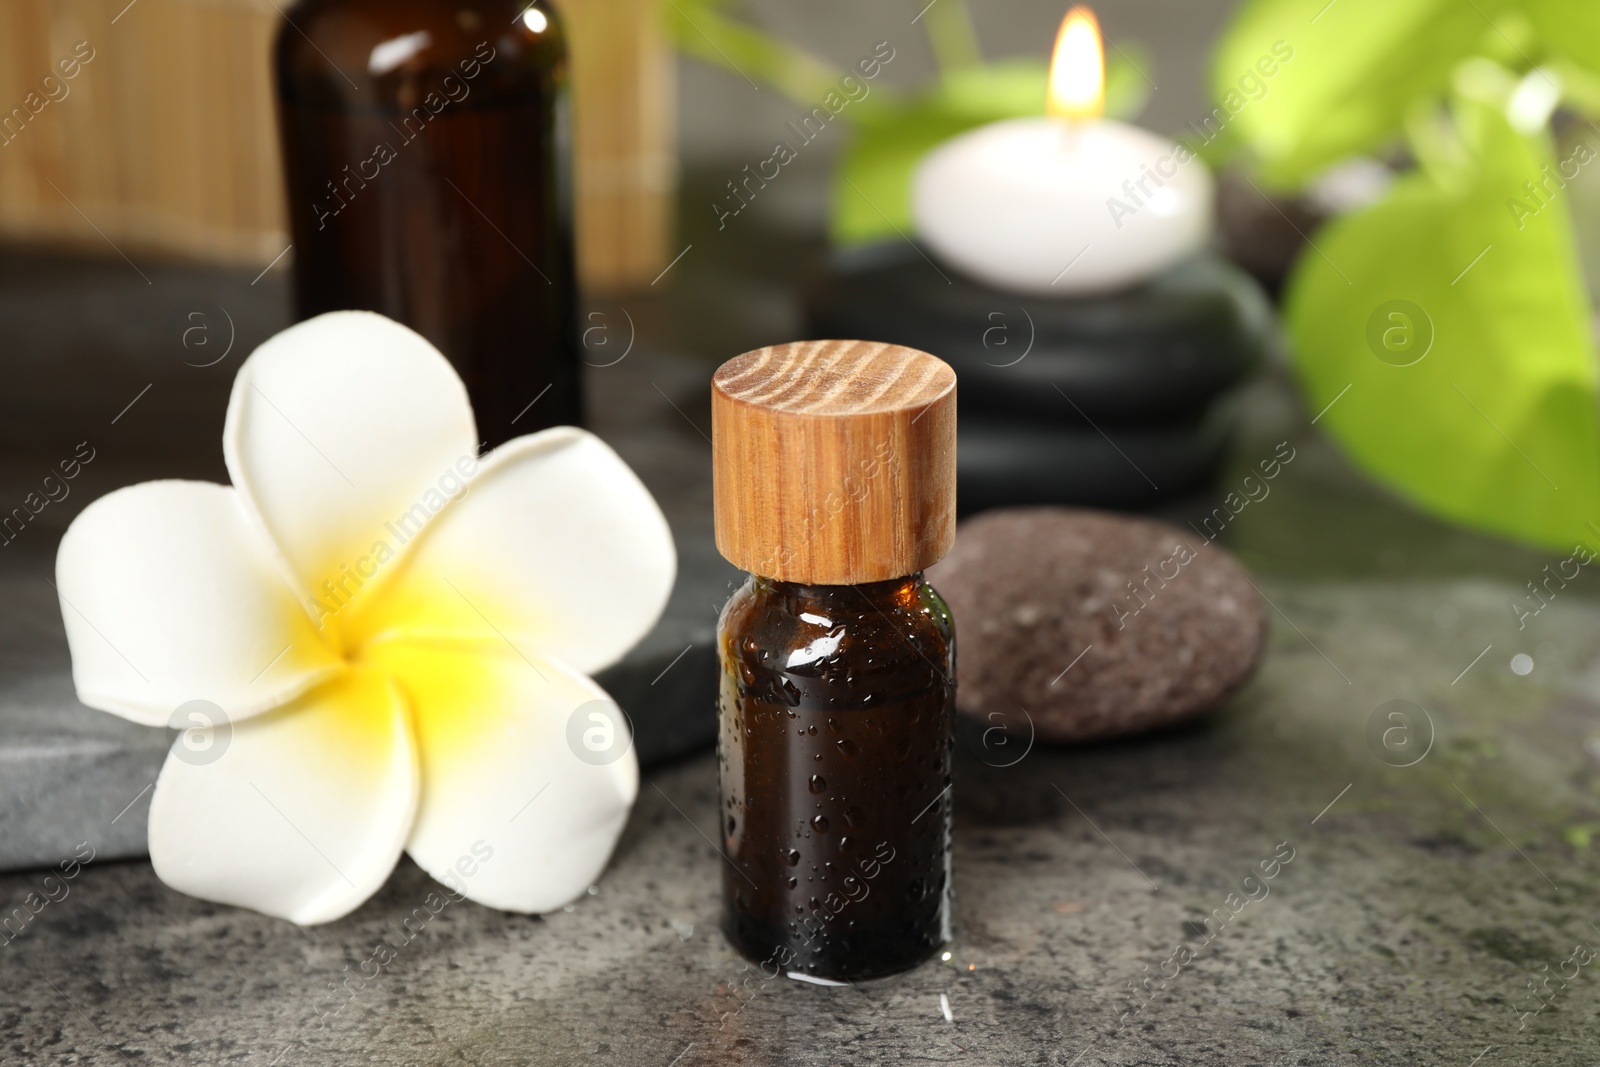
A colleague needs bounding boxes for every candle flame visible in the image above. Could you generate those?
[1048,6,1105,122]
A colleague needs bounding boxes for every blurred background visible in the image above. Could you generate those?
[0,0,1258,538]
[0,0,1234,275]
[6,0,1596,541]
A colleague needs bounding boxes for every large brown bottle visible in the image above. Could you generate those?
[274,0,579,445]
[711,340,959,980]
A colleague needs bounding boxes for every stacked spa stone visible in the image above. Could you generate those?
[805,244,1273,512]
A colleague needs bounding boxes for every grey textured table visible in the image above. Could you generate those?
[5,227,1600,1067]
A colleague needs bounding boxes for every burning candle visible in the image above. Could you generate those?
[911,7,1213,296]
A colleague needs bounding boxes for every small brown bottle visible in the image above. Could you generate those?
[711,340,958,980]
[273,0,579,445]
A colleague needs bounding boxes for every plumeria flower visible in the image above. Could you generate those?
[55,312,675,923]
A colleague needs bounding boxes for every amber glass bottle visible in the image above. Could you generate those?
[711,339,959,980]
[274,0,579,446]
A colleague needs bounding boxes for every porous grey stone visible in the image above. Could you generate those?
[929,507,1266,742]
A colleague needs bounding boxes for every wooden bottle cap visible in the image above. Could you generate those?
[712,340,957,584]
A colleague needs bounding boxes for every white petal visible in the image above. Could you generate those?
[223,311,478,607]
[55,481,343,726]
[365,641,638,913]
[147,669,417,925]
[346,427,676,675]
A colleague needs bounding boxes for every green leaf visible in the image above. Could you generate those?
[1527,0,1600,77]
[1283,92,1600,554]
[920,0,982,76]
[663,0,844,106]
[829,51,1153,245]
[1551,57,1600,117]
[1211,0,1513,187]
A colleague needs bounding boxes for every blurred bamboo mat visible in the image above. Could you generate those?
[0,0,673,288]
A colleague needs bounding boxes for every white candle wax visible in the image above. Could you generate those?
[911,116,1214,296]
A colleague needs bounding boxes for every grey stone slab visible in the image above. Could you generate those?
[0,548,732,873]
[0,684,146,865]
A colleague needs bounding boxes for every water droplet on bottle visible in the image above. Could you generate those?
[836,738,859,760]
[811,814,829,833]
[809,774,827,794]
[782,848,800,867]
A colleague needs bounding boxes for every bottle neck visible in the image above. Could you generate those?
[750,572,924,611]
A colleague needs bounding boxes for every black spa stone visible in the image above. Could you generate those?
[804,243,1273,424]
[958,400,1234,513]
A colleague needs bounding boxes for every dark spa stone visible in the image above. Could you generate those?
[926,507,1266,743]
[804,243,1273,424]
[957,401,1234,514]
